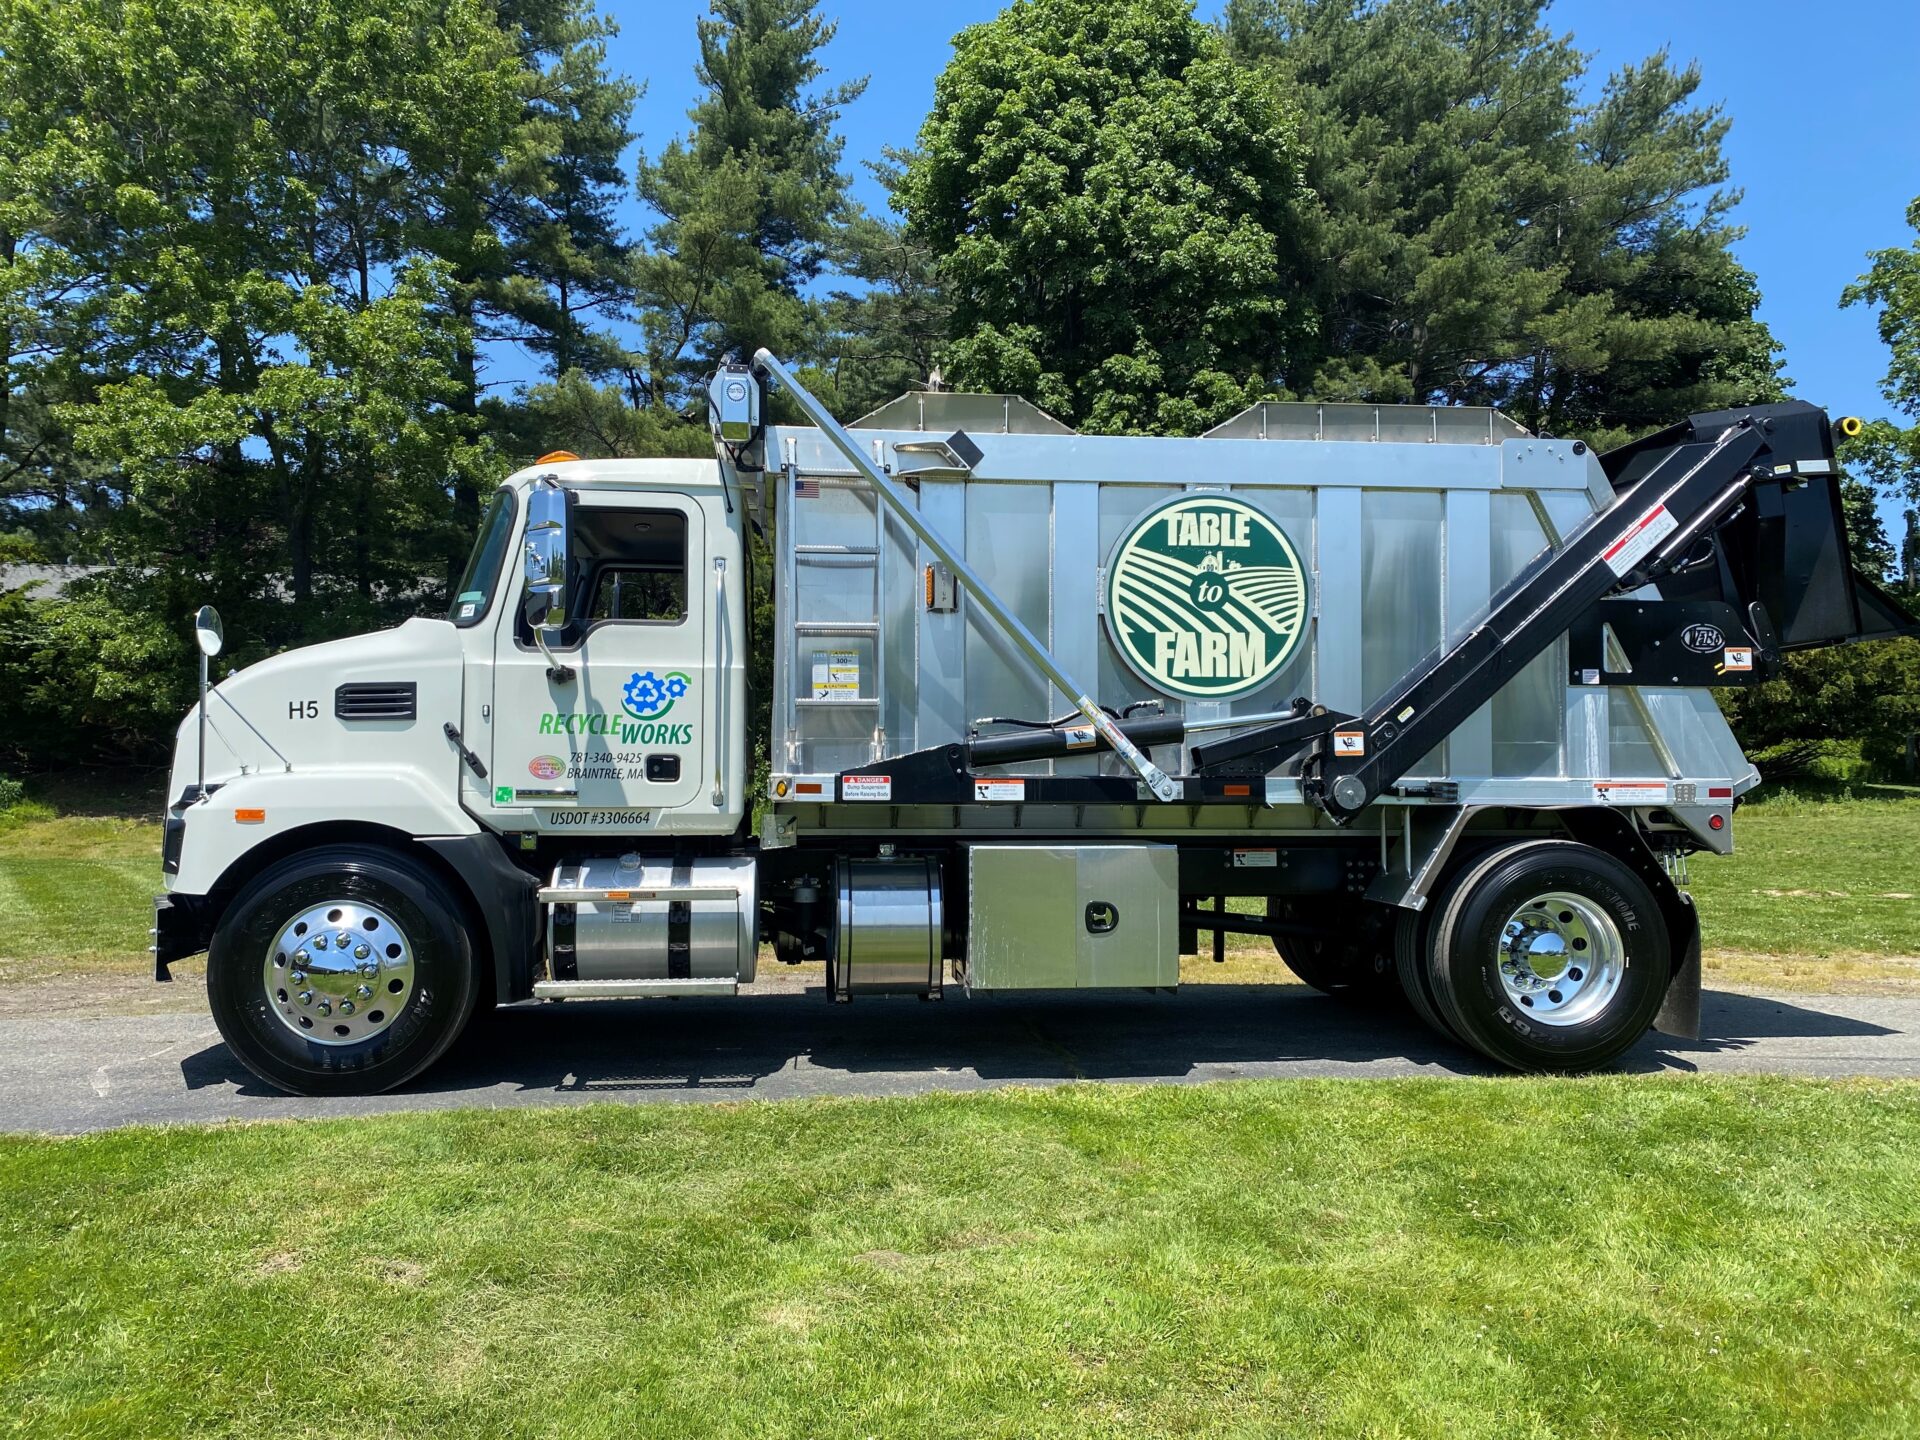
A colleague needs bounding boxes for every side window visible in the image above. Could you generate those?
[516,503,690,648]
[577,506,687,629]
[591,565,686,623]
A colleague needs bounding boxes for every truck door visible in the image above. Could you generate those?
[490,490,710,826]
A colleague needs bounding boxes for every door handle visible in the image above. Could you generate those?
[711,556,727,809]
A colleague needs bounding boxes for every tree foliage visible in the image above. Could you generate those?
[897,0,1308,435]
[1222,0,1785,450]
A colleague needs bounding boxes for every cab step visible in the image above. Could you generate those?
[531,977,739,1001]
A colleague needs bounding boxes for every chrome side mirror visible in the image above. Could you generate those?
[523,482,569,633]
[193,605,224,658]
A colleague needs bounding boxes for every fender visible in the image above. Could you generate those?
[168,769,479,897]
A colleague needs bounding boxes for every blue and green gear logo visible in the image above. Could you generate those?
[622,669,691,719]
[1104,495,1310,700]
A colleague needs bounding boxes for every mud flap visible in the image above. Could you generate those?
[1653,893,1702,1039]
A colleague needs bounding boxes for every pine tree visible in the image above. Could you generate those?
[1223,0,1785,447]
[630,0,867,408]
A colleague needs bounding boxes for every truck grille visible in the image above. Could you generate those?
[334,682,417,721]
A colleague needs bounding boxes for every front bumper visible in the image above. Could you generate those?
[152,892,217,980]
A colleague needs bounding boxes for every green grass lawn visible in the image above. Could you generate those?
[3,1077,1917,1438]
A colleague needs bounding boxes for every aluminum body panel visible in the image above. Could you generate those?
[546,855,757,983]
[966,844,1180,991]
[759,415,1755,804]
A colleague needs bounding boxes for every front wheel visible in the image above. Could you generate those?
[207,845,482,1096]
[1426,840,1669,1072]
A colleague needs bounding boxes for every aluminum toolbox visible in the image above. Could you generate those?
[964,844,1180,991]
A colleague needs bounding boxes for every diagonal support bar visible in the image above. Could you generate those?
[753,349,1179,801]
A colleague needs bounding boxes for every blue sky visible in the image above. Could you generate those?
[566,0,1919,433]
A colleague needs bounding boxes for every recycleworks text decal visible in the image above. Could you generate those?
[1105,494,1311,699]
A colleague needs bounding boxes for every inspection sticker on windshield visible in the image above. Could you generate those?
[841,774,891,801]
[974,778,1026,802]
[1601,503,1678,577]
[1593,781,1667,805]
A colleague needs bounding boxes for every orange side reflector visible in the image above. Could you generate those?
[925,565,935,607]
[234,808,266,824]
[604,890,631,901]
[535,449,581,465]
[1223,783,1251,797]
[796,782,824,794]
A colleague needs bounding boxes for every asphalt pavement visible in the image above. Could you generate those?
[3,984,1917,1135]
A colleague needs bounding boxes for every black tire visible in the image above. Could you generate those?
[1392,904,1456,1040]
[1426,840,1669,1072]
[1267,897,1403,1001]
[207,844,482,1096]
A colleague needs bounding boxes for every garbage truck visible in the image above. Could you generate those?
[151,350,1918,1094]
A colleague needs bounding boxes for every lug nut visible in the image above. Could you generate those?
[297,991,313,1007]
[334,931,350,949]
[354,943,371,960]
[290,970,306,984]
[356,985,373,1000]
[316,1000,332,1016]
[313,935,329,951]
[339,1000,355,1016]
[293,949,309,965]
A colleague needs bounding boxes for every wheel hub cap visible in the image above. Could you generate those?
[1496,891,1625,1027]
[264,901,414,1046]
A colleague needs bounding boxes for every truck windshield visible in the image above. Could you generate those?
[449,490,517,627]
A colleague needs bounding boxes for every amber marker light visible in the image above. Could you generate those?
[535,449,582,465]
[234,808,266,824]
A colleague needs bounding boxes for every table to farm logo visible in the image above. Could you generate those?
[1104,494,1311,700]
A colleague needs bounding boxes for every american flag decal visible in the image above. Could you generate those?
[793,476,820,499]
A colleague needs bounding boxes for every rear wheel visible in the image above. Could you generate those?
[207,845,481,1096]
[1426,840,1669,1072]
[1267,897,1401,1000]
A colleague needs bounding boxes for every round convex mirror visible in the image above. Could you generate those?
[194,605,225,658]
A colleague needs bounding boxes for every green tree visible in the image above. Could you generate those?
[899,0,1308,435]
[1841,194,1920,512]
[0,0,530,765]
[1223,0,1784,449]
[490,1,640,384]
[810,153,950,420]
[631,0,866,408]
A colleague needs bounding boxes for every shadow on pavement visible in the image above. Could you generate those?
[174,983,1903,1100]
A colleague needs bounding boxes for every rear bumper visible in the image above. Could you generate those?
[152,892,217,980]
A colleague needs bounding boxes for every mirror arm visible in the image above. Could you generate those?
[535,628,575,684]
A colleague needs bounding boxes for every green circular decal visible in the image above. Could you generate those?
[1105,494,1311,700]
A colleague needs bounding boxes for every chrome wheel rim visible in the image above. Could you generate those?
[1496,890,1625,1027]
[263,900,415,1046]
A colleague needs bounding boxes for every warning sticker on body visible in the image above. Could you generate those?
[1720,647,1754,673]
[1601,503,1679,577]
[974,778,1026,802]
[812,650,861,702]
[1230,848,1278,868]
[1333,730,1366,757]
[1594,781,1667,805]
[841,774,891,801]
